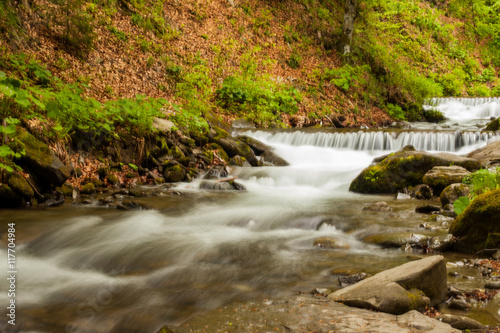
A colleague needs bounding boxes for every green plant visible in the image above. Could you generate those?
[386,103,405,121]
[286,53,301,69]
[0,117,25,173]
[454,168,500,215]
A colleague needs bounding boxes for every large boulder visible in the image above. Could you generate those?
[440,183,471,207]
[467,140,500,166]
[261,150,289,166]
[237,135,270,155]
[349,146,480,194]
[327,256,448,315]
[214,137,259,166]
[485,118,500,131]
[449,189,500,253]
[422,166,471,194]
[17,128,70,188]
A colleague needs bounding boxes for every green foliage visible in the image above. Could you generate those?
[454,168,500,215]
[0,117,25,173]
[386,103,405,121]
[216,74,301,126]
[286,53,301,69]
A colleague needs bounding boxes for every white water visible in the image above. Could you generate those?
[425,97,500,121]
[1,97,498,332]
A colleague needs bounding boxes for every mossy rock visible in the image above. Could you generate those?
[485,118,500,131]
[440,183,471,207]
[56,183,74,197]
[16,128,71,188]
[80,183,96,195]
[7,172,34,199]
[214,137,259,166]
[424,110,446,123]
[449,189,500,253]
[107,174,119,185]
[209,143,229,162]
[91,178,104,187]
[349,148,481,194]
[237,135,270,155]
[0,183,24,207]
[229,155,250,167]
[422,166,470,194]
[163,164,186,182]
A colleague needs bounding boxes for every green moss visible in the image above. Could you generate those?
[80,183,96,194]
[7,173,34,198]
[406,288,428,311]
[56,184,73,197]
[107,174,119,185]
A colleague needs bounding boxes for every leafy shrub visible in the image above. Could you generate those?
[454,168,500,215]
[386,103,405,121]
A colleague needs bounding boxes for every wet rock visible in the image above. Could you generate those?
[310,288,332,296]
[435,314,483,330]
[428,234,455,252]
[467,140,500,167]
[214,137,259,166]
[313,237,351,250]
[349,146,480,194]
[424,110,446,123]
[199,180,246,191]
[117,200,147,210]
[448,296,469,311]
[261,150,289,166]
[17,128,71,188]
[422,166,470,193]
[338,273,367,287]
[449,189,500,253]
[485,117,500,131]
[229,155,251,167]
[440,183,471,207]
[328,256,448,314]
[237,135,269,155]
[411,184,433,199]
[362,201,392,211]
[44,195,65,207]
[80,183,96,195]
[362,233,429,248]
[396,192,412,200]
[56,183,73,197]
[203,166,229,179]
[484,280,500,289]
[415,204,441,214]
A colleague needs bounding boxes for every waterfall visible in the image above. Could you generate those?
[244,130,498,152]
[424,97,500,120]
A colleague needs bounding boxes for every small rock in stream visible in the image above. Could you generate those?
[484,280,500,289]
[435,314,484,330]
[362,201,392,211]
[448,297,469,311]
[338,273,368,287]
[415,204,441,214]
[310,288,332,296]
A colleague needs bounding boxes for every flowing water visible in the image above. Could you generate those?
[1,98,500,332]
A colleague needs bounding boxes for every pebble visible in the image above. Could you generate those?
[449,297,469,311]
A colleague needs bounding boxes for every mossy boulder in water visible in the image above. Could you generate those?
[214,137,259,166]
[16,128,70,188]
[449,189,500,253]
[163,163,186,182]
[485,118,500,131]
[349,146,481,194]
[6,172,34,199]
[440,183,471,207]
[237,135,270,155]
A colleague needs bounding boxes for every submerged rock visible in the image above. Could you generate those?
[328,256,448,314]
[349,146,480,194]
[313,237,350,250]
[422,166,470,193]
[362,201,392,211]
[199,180,246,191]
[449,189,500,253]
[362,232,429,248]
[435,314,483,330]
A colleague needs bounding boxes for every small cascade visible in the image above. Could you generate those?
[424,97,500,120]
[244,130,498,152]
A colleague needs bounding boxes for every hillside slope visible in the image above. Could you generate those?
[1,0,498,129]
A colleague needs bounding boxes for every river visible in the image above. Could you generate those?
[1,97,500,332]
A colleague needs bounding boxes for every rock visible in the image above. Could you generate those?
[44,195,65,207]
[435,314,483,330]
[56,183,73,197]
[338,273,368,287]
[16,128,71,188]
[203,166,229,179]
[449,189,500,253]
[328,256,447,314]
[411,184,433,199]
[199,180,246,191]
[362,201,392,211]
[6,172,34,199]
[415,204,441,214]
[448,296,469,311]
[428,234,455,252]
[260,150,289,166]
[467,140,500,166]
[349,146,480,194]
[362,233,429,248]
[0,184,24,207]
[485,117,500,131]
[107,174,120,185]
[422,166,471,193]
[163,164,186,182]
[485,280,500,289]
[424,110,446,123]
[396,192,412,200]
[440,183,471,207]
[237,135,269,155]
[229,155,251,167]
[313,237,351,250]
[171,295,460,333]
[310,288,332,296]
[152,118,175,132]
[214,137,259,166]
[232,119,256,129]
[80,183,96,195]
